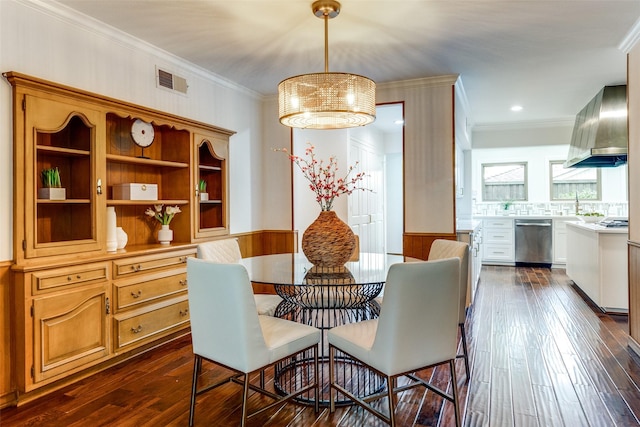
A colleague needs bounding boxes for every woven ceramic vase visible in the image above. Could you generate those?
[302,211,356,267]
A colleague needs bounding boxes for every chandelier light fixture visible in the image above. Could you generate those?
[278,0,376,129]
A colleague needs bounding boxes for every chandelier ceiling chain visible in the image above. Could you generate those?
[278,0,376,129]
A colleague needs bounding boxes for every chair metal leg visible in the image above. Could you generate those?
[241,373,250,427]
[449,359,461,427]
[459,322,470,382]
[313,345,320,413]
[386,375,396,427]
[329,345,336,413]
[189,355,200,427]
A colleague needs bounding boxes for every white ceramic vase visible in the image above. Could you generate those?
[116,227,128,249]
[106,207,118,252]
[158,224,173,245]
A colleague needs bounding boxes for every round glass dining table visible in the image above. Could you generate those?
[241,252,406,310]
[241,252,410,406]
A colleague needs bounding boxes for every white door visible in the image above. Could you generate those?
[349,138,385,254]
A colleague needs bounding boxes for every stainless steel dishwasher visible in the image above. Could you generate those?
[514,219,552,266]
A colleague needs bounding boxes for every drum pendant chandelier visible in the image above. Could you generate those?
[278,0,376,129]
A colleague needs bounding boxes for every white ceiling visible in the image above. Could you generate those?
[53,0,640,128]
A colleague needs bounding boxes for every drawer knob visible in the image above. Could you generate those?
[179,279,187,286]
[179,257,187,263]
[180,309,189,317]
[131,290,142,298]
[131,325,143,334]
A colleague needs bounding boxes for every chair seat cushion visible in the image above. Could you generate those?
[327,319,378,366]
[259,315,321,363]
[254,294,283,316]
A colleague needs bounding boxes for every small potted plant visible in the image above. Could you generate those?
[199,179,208,201]
[39,167,66,200]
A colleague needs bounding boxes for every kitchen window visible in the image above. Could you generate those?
[549,160,601,200]
[482,162,528,201]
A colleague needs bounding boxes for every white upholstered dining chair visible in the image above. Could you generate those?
[196,238,283,316]
[428,239,471,381]
[187,258,321,426]
[327,258,462,427]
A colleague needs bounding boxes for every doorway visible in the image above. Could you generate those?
[291,103,404,255]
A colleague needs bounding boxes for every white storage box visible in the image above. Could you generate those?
[112,183,158,200]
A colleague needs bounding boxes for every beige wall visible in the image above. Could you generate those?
[377,76,459,234]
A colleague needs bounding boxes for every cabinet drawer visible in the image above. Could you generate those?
[114,270,187,311]
[113,249,195,278]
[32,262,109,293]
[483,244,514,262]
[114,297,190,350]
[483,228,513,244]
[483,219,513,229]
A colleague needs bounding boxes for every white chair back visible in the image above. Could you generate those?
[197,238,242,263]
[187,258,270,373]
[371,258,460,375]
[428,239,469,324]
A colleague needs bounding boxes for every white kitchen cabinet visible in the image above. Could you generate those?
[470,223,483,302]
[457,220,482,306]
[482,218,514,263]
[552,218,578,264]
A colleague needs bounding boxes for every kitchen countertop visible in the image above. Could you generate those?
[456,219,482,233]
[565,221,628,234]
[474,215,580,220]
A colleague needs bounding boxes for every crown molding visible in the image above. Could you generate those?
[619,16,640,53]
[377,74,460,91]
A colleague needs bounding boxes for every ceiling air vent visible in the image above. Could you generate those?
[156,68,188,94]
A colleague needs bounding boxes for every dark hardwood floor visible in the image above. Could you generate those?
[2,266,640,426]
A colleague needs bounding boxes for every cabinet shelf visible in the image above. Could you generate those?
[107,199,189,206]
[200,199,222,204]
[37,145,90,157]
[37,198,90,204]
[106,154,188,168]
[199,165,221,171]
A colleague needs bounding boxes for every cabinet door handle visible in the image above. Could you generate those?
[180,309,189,317]
[131,290,142,298]
[106,297,110,315]
[131,325,143,334]
[97,178,102,195]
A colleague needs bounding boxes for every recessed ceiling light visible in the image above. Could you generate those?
[511,105,523,112]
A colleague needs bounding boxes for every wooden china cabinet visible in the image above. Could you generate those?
[5,72,234,400]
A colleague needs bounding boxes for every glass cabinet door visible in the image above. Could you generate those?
[194,133,229,238]
[23,95,105,258]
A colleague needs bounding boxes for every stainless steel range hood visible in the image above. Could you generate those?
[564,85,628,168]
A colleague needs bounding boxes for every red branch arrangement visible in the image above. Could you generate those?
[275,142,371,211]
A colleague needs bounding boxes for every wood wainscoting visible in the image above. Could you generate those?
[235,230,298,258]
[236,230,299,295]
[403,232,457,260]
